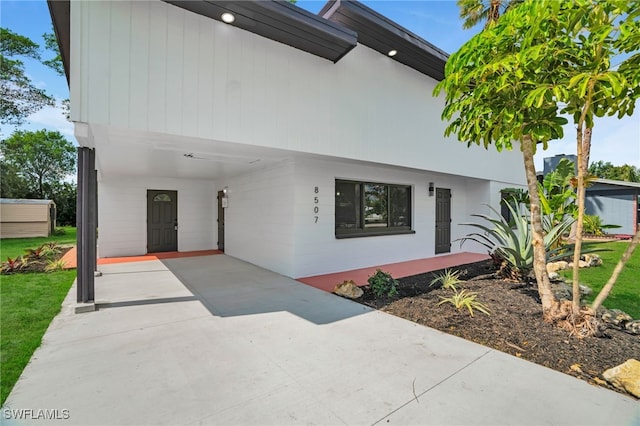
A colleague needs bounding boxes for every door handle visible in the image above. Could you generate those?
[174,220,178,231]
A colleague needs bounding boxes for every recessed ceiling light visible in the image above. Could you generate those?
[221,12,235,24]
[388,49,397,57]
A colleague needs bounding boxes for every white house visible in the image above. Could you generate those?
[48,0,526,303]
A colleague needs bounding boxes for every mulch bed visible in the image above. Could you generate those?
[2,246,73,274]
[356,260,639,398]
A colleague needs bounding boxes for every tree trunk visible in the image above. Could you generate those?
[485,0,502,28]
[522,135,558,318]
[590,230,640,313]
[571,120,592,314]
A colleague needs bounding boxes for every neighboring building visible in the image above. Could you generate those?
[0,199,56,238]
[543,153,577,176]
[585,179,640,235]
[48,0,526,301]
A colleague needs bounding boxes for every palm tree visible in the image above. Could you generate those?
[457,0,520,29]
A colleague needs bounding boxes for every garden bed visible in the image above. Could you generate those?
[357,261,639,398]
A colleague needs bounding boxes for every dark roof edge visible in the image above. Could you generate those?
[47,0,71,86]
[342,0,448,61]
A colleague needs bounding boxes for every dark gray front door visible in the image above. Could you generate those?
[435,188,451,254]
[217,190,225,252]
[147,190,178,253]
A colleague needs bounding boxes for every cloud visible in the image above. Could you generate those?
[25,101,76,143]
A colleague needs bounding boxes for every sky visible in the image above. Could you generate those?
[2,0,639,171]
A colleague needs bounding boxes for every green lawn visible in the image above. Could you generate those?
[0,228,77,405]
[560,240,640,318]
[0,226,76,260]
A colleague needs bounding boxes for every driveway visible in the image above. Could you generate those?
[3,255,638,425]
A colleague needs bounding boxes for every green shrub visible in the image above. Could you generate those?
[582,214,620,236]
[430,269,463,292]
[368,269,399,298]
[52,227,66,236]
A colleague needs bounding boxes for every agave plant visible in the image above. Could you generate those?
[429,269,464,292]
[459,200,575,280]
[436,289,491,317]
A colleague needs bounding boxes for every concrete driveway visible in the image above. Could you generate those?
[3,255,638,425]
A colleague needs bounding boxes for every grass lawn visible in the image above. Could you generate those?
[0,226,76,260]
[0,228,77,405]
[560,240,640,318]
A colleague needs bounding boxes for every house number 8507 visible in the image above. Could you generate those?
[314,186,319,223]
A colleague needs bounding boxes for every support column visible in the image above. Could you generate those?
[76,147,97,311]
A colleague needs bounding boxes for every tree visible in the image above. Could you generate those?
[42,30,64,76]
[457,0,519,29]
[1,130,76,199]
[527,1,640,317]
[0,161,34,199]
[0,28,55,125]
[435,0,640,328]
[588,161,640,182]
[435,3,565,322]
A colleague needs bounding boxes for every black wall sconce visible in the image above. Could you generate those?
[428,182,434,196]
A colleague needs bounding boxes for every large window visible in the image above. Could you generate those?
[335,180,413,238]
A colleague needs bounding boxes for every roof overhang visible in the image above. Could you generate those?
[319,0,448,80]
[47,0,71,85]
[592,178,640,189]
[163,0,358,63]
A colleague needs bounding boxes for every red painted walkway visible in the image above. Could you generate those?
[61,247,222,269]
[297,252,490,292]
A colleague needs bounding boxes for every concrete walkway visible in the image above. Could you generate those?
[3,255,638,425]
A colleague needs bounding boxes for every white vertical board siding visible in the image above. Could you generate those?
[224,161,296,277]
[147,1,168,132]
[286,158,498,278]
[98,176,216,257]
[76,1,525,186]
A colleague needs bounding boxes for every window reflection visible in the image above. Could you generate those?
[153,194,171,202]
[335,180,411,236]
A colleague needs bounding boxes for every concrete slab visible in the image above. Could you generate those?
[3,255,638,425]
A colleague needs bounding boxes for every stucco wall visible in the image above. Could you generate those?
[98,176,216,257]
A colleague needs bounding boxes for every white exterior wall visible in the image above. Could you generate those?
[216,157,511,278]
[98,176,216,257]
[71,0,526,186]
[223,160,296,276]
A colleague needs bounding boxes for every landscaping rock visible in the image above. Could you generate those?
[602,359,640,398]
[546,261,568,274]
[625,320,640,335]
[601,309,633,327]
[567,260,589,269]
[333,280,363,299]
[548,272,562,282]
[582,254,603,267]
[578,284,592,296]
[551,282,572,300]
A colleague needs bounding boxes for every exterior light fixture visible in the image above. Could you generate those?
[221,12,235,23]
[387,49,397,57]
[428,182,434,196]
[223,186,228,195]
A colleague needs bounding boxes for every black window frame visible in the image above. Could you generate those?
[335,179,414,239]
